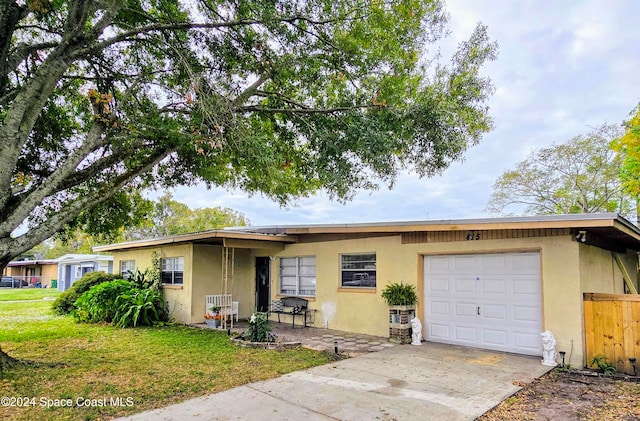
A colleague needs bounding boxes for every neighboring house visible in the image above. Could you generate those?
[2,259,58,288]
[55,254,114,292]
[93,213,640,369]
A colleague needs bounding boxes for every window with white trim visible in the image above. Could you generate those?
[120,260,136,279]
[280,256,316,296]
[340,253,376,288]
[161,257,184,284]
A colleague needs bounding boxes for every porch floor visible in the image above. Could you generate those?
[196,319,396,355]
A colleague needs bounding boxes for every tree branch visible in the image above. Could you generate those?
[8,147,172,257]
[240,104,379,114]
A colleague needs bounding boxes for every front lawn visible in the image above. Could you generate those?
[0,289,333,420]
[0,287,60,301]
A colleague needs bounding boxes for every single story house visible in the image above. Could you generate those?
[2,258,58,287]
[55,254,113,291]
[93,213,640,369]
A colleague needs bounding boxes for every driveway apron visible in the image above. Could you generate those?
[119,342,552,421]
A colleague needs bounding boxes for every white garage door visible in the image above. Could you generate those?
[424,252,543,356]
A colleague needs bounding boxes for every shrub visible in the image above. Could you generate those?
[73,279,136,323]
[242,312,275,342]
[52,272,121,315]
[381,282,418,306]
[113,288,167,328]
[129,268,162,291]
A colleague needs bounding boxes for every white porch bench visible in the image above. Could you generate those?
[205,294,238,321]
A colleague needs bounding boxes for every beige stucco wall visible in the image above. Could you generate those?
[191,245,255,322]
[112,244,193,324]
[273,234,597,367]
[579,245,639,294]
[113,244,258,325]
[41,264,58,288]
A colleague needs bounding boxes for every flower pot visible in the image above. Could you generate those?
[205,319,220,328]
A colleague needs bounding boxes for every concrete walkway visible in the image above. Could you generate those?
[119,342,552,421]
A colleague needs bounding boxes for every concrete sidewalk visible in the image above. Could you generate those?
[118,342,552,421]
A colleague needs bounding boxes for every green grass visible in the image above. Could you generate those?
[0,290,333,420]
[0,288,61,301]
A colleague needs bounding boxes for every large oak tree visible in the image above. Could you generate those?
[0,0,497,270]
[0,0,498,368]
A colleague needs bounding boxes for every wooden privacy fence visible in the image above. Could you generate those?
[584,293,640,375]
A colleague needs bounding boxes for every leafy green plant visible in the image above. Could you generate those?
[113,289,167,328]
[591,355,616,375]
[52,272,120,315]
[243,312,276,342]
[72,280,136,323]
[381,282,418,306]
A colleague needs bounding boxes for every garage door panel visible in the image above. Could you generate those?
[513,278,540,295]
[512,254,540,270]
[452,255,478,272]
[454,278,477,293]
[455,302,478,318]
[483,304,507,320]
[481,255,507,271]
[482,278,507,294]
[429,278,451,293]
[429,323,450,340]
[513,331,542,351]
[454,326,477,343]
[482,329,508,347]
[429,301,450,317]
[513,305,540,322]
[428,256,451,271]
[425,252,542,356]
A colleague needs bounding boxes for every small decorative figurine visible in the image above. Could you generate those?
[540,330,558,366]
[410,316,422,346]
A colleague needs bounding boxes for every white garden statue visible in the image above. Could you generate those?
[540,330,558,366]
[410,316,422,346]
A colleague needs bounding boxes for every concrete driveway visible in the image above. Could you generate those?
[119,342,552,421]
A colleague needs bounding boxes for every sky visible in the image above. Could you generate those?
[167,0,640,227]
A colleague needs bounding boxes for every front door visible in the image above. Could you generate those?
[255,257,271,312]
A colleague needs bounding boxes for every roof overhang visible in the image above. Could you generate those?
[7,260,57,267]
[247,213,640,251]
[91,213,640,254]
[92,230,297,252]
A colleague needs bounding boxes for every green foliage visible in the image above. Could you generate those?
[381,282,418,306]
[72,279,136,323]
[0,0,498,267]
[129,268,162,291]
[123,192,250,240]
[28,195,248,259]
[52,272,120,315]
[486,124,635,218]
[243,312,276,342]
[591,355,616,376]
[613,103,640,197]
[113,288,167,328]
[70,275,167,327]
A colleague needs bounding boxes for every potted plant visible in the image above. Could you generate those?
[381,282,418,344]
[204,305,222,328]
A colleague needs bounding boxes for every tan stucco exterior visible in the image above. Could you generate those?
[99,214,640,370]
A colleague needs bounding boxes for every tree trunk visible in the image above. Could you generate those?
[0,345,18,371]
